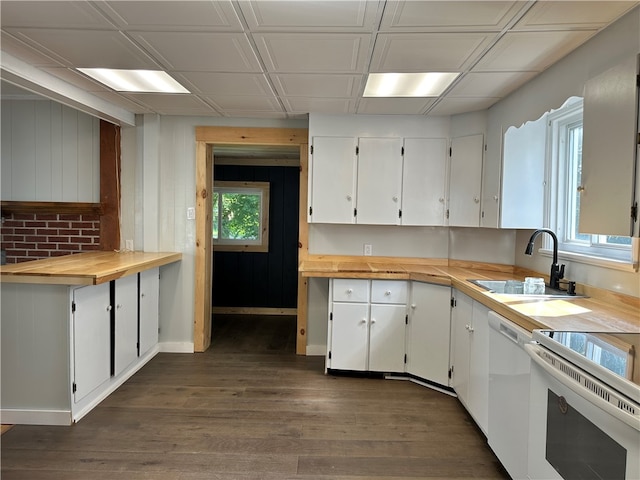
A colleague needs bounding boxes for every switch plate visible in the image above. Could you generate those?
[125,239,134,251]
[364,244,372,256]
[187,207,195,220]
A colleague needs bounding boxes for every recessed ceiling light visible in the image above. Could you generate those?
[363,72,460,97]
[78,68,190,93]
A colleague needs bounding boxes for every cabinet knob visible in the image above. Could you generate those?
[473,197,480,203]
[370,319,376,324]
[392,196,398,202]
[116,304,122,309]
[141,293,145,298]
[106,305,112,312]
[493,195,499,201]
[385,290,391,296]
[360,319,367,324]
[439,197,445,203]
[411,304,416,309]
[346,288,353,294]
[577,186,585,193]
[346,195,352,201]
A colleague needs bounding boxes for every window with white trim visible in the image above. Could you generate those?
[546,99,633,265]
[212,181,269,252]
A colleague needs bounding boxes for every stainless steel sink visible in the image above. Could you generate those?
[468,279,585,299]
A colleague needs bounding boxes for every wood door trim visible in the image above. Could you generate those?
[194,127,309,353]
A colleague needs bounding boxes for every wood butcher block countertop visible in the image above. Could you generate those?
[300,256,640,334]
[0,251,182,286]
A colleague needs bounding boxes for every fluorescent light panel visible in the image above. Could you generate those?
[78,68,190,93]
[364,72,460,97]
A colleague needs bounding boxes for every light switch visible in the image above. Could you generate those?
[187,207,195,220]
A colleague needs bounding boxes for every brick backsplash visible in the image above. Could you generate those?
[1,213,101,263]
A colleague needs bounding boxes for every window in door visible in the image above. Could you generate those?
[212,181,270,252]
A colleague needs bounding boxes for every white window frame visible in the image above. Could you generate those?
[544,99,636,270]
[213,181,270,253]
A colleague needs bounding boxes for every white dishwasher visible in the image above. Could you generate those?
[488,311,532,480]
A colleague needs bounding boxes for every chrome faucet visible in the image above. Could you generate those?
[524,228,565,290]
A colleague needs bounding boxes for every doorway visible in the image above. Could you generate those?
[194,127,309,353]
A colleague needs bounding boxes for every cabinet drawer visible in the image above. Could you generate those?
[332,279,369,303]
[371,280,407,304]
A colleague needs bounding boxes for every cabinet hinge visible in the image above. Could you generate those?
[481,211,485,219]
[72,382,77,393]
[354,208,357,217]
[401,146,404,155]
[328,351,332,360]
[309,206,313,216]
[449,147,452,156]
[448,366,453,379]
[398,209,402,219]
[356,146,359,155]
[329,312,333,321]
[637,73,640,87]
[450,297,456,308]
[404,354,407,364]
[405,314,408,325]
[71,301,76,313]
[310,145,314,155]
[484,144,487,151]
[445,209,450,219]
[631,202,638,222]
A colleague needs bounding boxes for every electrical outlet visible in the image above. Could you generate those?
[125,239,134,251]
[364,244,372,256]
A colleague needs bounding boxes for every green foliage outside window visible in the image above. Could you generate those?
[213,192,260,240]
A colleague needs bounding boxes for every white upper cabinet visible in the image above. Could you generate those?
[401,138,448,226]
[309,136,357,224]
[581,55,639,237]
[356,137,403,225]
[448,134,484,227]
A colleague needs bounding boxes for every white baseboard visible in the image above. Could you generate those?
[159,341,194,353]
[305,344,327,356]
[0,409,72,426]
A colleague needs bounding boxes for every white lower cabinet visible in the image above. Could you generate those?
[450,289,490,435]
[1,268,162,426]
[406,281,452,387]
[327,279,407,373]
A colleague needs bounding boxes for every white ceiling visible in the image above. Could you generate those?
[1,0,637,119]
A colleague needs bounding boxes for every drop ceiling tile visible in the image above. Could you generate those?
[428,97,500,115]
[0,32,63,68]
[380,1,523,32]
[239,0,379,32]
[474,30,597,72]
[0,1,112,29]
[222,110,291,119]
[282,97,357,114]
[131,32,262,72]
[513,1,637,31]
[448,71,538,98]
[5,29,159,69]
[96,1,243,31]
[175,72,273,96]
[120,93,220,115]
[271,74,362,98]
[202,95,283,113]
[253,33,371,73]
[370,33,496,72]
[357,97,436,115]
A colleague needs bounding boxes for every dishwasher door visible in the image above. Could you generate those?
[488,311,532,480]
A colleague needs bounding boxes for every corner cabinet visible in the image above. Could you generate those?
[1,267,163,425]
[449,289,490,435]
[327,279,407,373]
[448,134,484,227]
[405,281,451,387]
[581,55,639,237]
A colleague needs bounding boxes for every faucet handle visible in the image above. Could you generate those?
[559,264,565,279]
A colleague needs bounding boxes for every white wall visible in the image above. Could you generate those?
[1,99,100,202]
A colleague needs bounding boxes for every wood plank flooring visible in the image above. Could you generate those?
[1,314,509,479]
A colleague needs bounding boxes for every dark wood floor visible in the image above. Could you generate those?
[1,314,509,479]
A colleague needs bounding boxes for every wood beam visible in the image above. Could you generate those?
[99,120,121,251]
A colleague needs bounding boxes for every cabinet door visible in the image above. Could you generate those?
[369,304,406,372]
[139,268,160,357]
[72,283,111,403]
[309,136,357,224]
[330,302,369,371]
[448,134,483,227]
[468,300,490,435]
[356,137,403,225]
[114,275,138,377]
[407,282,451,386]
[581,55,638,236]
[402,138,447,226]
[449,290,473,405]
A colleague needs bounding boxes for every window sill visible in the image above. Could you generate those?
[538,248,638,272]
